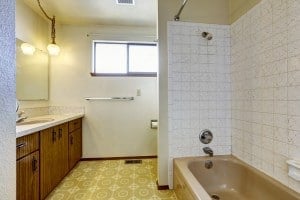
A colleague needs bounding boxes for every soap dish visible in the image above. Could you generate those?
[287,160,300,181]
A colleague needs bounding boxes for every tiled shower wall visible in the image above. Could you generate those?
[168,22,231,187]
[231,0,300,193]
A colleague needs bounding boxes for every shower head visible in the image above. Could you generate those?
[202,32,213,40]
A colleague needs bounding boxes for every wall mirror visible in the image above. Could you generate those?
[16,38,49,100]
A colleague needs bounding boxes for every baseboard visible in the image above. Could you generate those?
[80,155,157,161]
[156,180,169,190]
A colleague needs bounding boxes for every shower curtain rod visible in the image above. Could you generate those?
[174,0,188,21]
[86,33,156,38]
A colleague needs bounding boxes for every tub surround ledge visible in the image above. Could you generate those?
[16,113,84,138]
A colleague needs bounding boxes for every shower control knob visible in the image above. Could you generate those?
[199,129,213,144]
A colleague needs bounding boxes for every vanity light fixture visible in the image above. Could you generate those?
[21,43,36,55]
[37,0,60,56]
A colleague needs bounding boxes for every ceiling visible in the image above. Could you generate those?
[23,0,157,27]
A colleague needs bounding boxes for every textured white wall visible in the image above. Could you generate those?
[50,25,158,158]
[0,0,16,199]
[167,21,231,188]
[231,0,300,193]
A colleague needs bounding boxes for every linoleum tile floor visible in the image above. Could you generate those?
[46,159,177,200]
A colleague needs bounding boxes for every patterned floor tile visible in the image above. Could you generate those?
[46,159,177,200]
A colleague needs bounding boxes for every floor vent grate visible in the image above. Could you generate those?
[125,160,142,164]
[116,0,135,5]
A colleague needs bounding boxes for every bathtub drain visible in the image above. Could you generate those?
[211,194,220,200]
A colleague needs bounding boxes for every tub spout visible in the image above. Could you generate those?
[203,147,213,157]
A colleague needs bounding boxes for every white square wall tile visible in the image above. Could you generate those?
[168,21,231,187]
[230,0,300,194]
[288,56,300,71]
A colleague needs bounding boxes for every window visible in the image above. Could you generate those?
[92,41,158,76]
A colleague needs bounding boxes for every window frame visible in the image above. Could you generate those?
[91,41,158,77]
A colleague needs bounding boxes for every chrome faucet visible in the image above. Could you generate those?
[16,100,27,123]
[203,147,213,157]
[16,110,27,123]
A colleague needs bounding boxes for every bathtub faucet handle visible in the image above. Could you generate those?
[203,147,213,157]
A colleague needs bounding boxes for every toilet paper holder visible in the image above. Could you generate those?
[151,120,158,129]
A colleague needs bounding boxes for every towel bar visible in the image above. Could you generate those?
[85,97,134,101]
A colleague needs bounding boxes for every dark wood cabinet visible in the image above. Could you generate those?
[68,118,81,133]
[40,123,69,199]
[17,151,39,200]
[17,133,39,160]
[69,129,82,169]
[17,117,82,200]
[17,133,39,200]
[58,123,69,178]
[40,126,58,199]
[69,119,82,170]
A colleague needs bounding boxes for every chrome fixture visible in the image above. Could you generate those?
[16,100,20,113]
[37,0,60,55]
[202,32,213,40]
[16,100,26,123]
[199,129,213,144]
[85,97,134,101]
[16,110,27,123]
[174,0,188,21]
[205,160,213,169]
[203,147,214,157]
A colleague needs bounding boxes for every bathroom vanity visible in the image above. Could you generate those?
[16,114,83,200]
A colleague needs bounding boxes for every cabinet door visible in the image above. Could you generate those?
[17,151,39,200]
[58,123,69,178]
[69,128,82,169]
[40,127,59,199]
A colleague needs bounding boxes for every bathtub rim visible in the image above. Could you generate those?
[173,155,300,200]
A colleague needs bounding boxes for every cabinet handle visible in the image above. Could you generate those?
[32,156,38,172]
[58,128,62,139]
[16,142,27,148]
[52,131,57,143]
[70,135,73,145]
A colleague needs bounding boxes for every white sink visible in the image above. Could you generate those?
[16,118,55,125]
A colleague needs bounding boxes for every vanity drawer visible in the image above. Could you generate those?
[68,118,81,133]
[17,133,39,160]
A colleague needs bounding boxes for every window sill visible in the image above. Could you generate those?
[90,73,157,77]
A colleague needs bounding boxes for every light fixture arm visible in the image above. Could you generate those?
[37,0,57,44]
[51,17,56,44]
[37,0,52,21]
[37,0,60,55]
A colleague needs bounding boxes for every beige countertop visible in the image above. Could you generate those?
[16,113,84,138]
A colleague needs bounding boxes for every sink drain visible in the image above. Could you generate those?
[211,194,220,200]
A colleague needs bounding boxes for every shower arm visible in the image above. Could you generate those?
[174,0,188,21]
